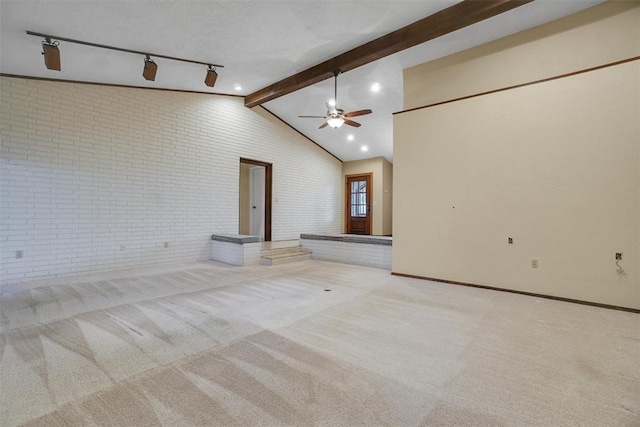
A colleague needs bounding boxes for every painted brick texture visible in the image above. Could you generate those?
[0,77,342,285]
[301,239,392,270]
[210,241,261,266]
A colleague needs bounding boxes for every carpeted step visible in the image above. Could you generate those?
[261,246,307,257]
[260,248,312,265]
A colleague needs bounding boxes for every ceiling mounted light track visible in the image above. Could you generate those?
[26,30,224,87]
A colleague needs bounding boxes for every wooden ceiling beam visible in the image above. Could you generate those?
[245,0,533,108]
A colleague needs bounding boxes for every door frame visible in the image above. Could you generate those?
[240,157,272,241]
[345,172,372,235]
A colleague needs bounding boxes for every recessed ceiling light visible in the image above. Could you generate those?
[361,145,368,152]
[347,134,354,141]
[328,99,336,107]
[234,85,242,91]
[371,82,381,92]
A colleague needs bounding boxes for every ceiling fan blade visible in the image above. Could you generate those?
[344,109,372,118]
[344,119,361,127]
[298,115,326,118]
[319,122,329,129]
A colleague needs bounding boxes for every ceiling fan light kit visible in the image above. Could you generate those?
[299,69,372,130]
[27,30,223,88]
[327,116,345,129]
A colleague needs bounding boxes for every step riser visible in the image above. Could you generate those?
[259,244,312,265]
[261,247,307,256]
[260,253,312,265]
[261,240,300,251]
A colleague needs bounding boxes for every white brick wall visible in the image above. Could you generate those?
[242,243,263,266]
[0,77,343,285]
[301,239,392,270]
[210,241,261,266]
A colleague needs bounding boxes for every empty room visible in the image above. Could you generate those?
[1,1,638,426]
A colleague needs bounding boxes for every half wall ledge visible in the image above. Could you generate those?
[300,234,392,269]
[300,234,392,245]
[210,234,261,266]
[211,234,261,244]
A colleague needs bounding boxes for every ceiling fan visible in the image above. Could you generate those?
[298,70,372,129]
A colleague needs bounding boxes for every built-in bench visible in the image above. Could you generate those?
[210,234,261,266]
[300,234,392,269]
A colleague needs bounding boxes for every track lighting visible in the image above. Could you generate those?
[204,66,217,87]
[143,55,157,81]
[27,31,223,87]
[41,38,61,71]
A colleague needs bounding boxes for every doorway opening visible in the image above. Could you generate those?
[239,158,272,241]
[345,173,372,235]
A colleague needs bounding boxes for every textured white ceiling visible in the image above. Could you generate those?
[0,0,605,162]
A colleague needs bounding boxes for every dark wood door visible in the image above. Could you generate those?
[345,174,372,235]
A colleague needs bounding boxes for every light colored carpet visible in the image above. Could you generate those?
[0,260,638,426]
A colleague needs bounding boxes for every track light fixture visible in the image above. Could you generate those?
[41,38,61,71]
[27,30,224,87]
[204,66,218,88]
[143,55,158,81]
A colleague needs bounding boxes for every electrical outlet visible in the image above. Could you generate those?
[15,250,24,259]
[164,242,169,248]
[531,258,539,269]
[615,252,622,260]
[508,237,513,244]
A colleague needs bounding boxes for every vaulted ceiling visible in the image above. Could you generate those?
[0,0,604,162]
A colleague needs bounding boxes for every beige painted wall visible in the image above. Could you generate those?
[343,157,393,235]
[404,1,640,109]
[394,3,639,309]
[239,163,251,235]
